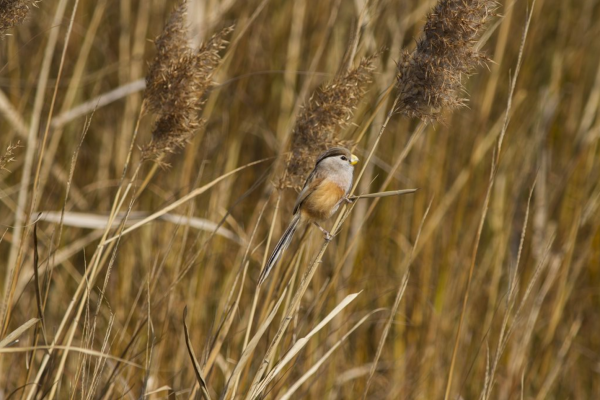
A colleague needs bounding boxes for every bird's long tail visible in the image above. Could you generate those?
[258,214,301,285]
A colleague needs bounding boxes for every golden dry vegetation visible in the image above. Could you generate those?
[0,0,599,399]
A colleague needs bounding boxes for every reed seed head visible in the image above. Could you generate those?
[0,0,38,35]
[396,0,497,121]
[283,55,376,190]
[142,0,232,165]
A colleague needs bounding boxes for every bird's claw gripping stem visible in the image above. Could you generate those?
[313,222,333,241]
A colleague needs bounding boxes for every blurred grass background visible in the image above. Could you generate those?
[0,0,599,398]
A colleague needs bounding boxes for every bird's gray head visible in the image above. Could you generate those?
[315,147,359,177]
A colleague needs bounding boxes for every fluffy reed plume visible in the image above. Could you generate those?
[283,56,376,190]
[142,1,232,164]
[396,0,497,121]
[0,0,37,35]
[0,141,20,172]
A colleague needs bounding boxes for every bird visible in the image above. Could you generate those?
[258,147,359,285]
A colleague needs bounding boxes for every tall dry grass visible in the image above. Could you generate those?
[1,0,599,399]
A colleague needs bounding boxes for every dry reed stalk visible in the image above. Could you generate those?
[222,288,289,399]
[0,85,90,209]
[444,3,534,398]
[244,233,337,395]
[23,118,90,396]
[183,307,212,400]
[2,0,69,339]
[34,0,110,214]
[30,0,81,222]
[279,311,378,400]
[0,344,142,368]
[481,183,546,400]
[51,80,146,129]
[101,158,267,245]
[276,0,306,142]
[535,318,582,400]
[0,317,38,348]
[274,0,342,171]
[396,0,497,121]
[116,0,150,166]
[250,292,361,398]
[406,96,522,262]
[199,196,269,381]
[361,198,432,398]
[20,4,92,397]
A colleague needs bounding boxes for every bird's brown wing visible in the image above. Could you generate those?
[293,169,325,215]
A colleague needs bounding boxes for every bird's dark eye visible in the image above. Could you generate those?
[341,156,347,161]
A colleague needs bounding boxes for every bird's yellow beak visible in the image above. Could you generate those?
[350,154,359,165]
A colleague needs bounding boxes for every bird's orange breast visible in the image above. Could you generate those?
[301,179,346,221]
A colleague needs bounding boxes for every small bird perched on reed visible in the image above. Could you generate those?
[259,147,359,285]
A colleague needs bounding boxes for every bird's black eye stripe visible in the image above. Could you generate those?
[341,156,347,161]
